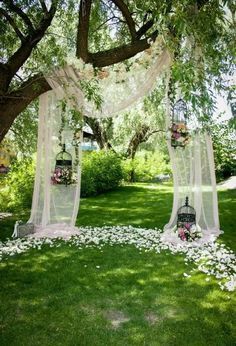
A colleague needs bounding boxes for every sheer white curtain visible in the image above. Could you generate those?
[28,36,220,240]
[28,91,82,228]
[29,43,171,230]
[47,49,171,118]
[162,132,220,243]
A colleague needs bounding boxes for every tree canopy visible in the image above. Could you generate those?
[0,0,235,143]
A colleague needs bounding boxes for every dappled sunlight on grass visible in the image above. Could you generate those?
[77,183,173,229]
[1,243,235,345]
[0,183,235,345]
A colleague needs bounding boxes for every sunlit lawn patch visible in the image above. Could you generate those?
[0,183,235,345]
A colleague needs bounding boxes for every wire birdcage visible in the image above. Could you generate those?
[177,197,196,227]
[51,144,73,186]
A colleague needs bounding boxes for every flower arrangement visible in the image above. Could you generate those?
[51,167,76,186]
[170,122,190,147]
[177,222,202,242]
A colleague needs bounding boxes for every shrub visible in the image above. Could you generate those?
[0,158,35,212]
[0,150,124,211]
[122,151,171,182]
[81,150,124,197]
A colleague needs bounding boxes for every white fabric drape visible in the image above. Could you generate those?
[47,49,171,118]
[28,39,220,241]
[28,91,82,227]
[162,132,220,244]
[29,43,171,229]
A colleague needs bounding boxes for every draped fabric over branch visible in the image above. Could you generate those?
[28,37,220,242]
[29,41,172,229]
[47,48,171,118]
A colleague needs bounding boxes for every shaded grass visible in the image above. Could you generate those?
[0,183,236,345]
[1,244,235,346]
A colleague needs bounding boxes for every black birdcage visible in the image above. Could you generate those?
[177,197,196,228]
[51,144,73,186]
[55,144,72,168]
[171,99,189,148]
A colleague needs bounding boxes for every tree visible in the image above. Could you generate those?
[0,0,234,143]
[85,84,167,157]
[209,116,236,181]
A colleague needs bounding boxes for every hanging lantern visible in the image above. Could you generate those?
[170,99,190,148]
[51,144,74,186]
[176,197,201,241]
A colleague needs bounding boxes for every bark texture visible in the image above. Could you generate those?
[0,0,161,142]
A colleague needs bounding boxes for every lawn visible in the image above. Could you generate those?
[0,183,235,346]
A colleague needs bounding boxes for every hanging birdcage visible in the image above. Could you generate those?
[176,197,201,241]
[170,99,190,148]
[51,144,74,186]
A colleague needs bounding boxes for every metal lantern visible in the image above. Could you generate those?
[177,197,196,228]
[171,99,189,149]
[52,144,73,186]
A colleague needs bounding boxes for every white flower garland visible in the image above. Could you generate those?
[0,226,235,292]
[66,36,164,83]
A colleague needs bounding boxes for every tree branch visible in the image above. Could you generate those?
[0,7,25,41]
[111,0,137,41]
[6,1,58,81]
[0,74,51,141]
[136,19,154,39]
[39,0,48,14]
[4,0,35,32]
[84,116,113,150]
[76,0,92,61]
[93,16,118,32]
[89,30,158,67]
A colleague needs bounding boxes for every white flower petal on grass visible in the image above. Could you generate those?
[0,226,235,291]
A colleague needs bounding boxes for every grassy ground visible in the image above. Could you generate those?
[0,183,235,345]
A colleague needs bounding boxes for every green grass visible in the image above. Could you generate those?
[0,183,236,345]
[77,183,173,229]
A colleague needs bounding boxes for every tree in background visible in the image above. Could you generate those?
[0,0,235,144]
[210,116,236,181]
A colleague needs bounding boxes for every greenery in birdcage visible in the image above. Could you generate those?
[176,222,202,242]
[57,99,83,149]
[51,166,76,186]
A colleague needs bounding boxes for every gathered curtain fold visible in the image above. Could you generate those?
[28,40,220,242]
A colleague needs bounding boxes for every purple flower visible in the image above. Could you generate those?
[184,223,191,230]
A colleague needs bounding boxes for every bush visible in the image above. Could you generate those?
[81,150,124,197]
[0,158,35,212]
[122,151,171,182]
[0,150,124,211]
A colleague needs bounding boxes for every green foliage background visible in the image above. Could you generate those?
[0,148,172,211]
[81,150,124,197]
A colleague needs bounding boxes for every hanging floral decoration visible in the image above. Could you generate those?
[51,166,76,186]
[170,122,190,147]
[176,197,202,241]
[170,99,191,148]
[51,144,76,186]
